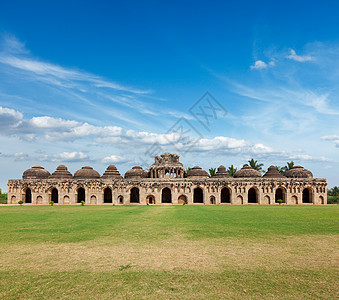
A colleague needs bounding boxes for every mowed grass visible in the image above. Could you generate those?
[0,205,338,299]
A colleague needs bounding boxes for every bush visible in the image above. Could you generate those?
[276,199,283,205]
[81,201,85,206]
[18,200,23,205]
[327,196,339,204]
[0,193,7,204]
[49,201,54,206]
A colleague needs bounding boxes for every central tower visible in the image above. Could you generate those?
[149,153,185,178]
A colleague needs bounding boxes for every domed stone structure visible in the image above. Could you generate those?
[214,165,231,178]
[23,166,50,179]
[263,166,286,178]
[233,165,261,178]
[8,153,327,205]
[50,165,73,178]
[125,166,148,179]
[102,165,122,179]
[285,166,313,178]
[73,166,100,179]
[186,166,209,178]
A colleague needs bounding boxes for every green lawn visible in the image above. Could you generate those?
[0,205,338,299]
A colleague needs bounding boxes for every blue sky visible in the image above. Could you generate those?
[0,0,338,190]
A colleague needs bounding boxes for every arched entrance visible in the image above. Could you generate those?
[104,188,113,203]
[130,187,140,203]
[221,187,231,203]
[210,196,215,204]
[51,188,58,203]
[319,195,324,205]
[162,187,171,203]
[302,188,312,203]
[275,187,285,203]
[193,187,203,203]
[146,195,155,204]
[248,188,257,203]
[77,187,85,203]
[178,195,187,204]
[118,195,124,204]
[25,188,32,203]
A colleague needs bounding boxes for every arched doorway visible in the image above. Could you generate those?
[210,196,215,204]
[118,196,124,204]
[146,195,155,204]
[221,187,231,203]
[178,195,187,205]
[51,188,58,203]
[77,187,85,203]
[302,188,312,203]
[248,188,257,203]
[319,195,324,205]
[275,187,285,203]
[193,187,203,203]
[162,187,171,203]
[237,195,243,204]
[25,188,32,203]
[130,187,139,203]
[104,188,113,203]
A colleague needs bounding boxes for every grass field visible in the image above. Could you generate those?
[0,205,338,299]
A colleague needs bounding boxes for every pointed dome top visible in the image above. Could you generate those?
[263,166,286,178]
[50,165,73,178]
[102,165,122,179]
[214,165,231,178]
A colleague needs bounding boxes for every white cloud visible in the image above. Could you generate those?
[321,135,339,148]
[41,152,89,162]
[287,49,313,62]
[250,60,268,69]
[101,155,124,164]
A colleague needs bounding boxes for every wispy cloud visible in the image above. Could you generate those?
[321,135,339,148]
[287,49,313,62]
[250,60,275,70]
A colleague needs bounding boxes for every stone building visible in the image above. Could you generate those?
[7,153,327,205]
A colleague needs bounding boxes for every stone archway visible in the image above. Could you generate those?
[77,187,85,203]
[302,188,312,203]
[146,195,155,204]
[130,187,140,203]
[25,188,32,204]
[248,188,257,204]
[104,187,113,203]
[193,187,203,203]
[90,195,97,205]
[221,187,231,203]
[263,195,270,205]
[162,187,171,203]
[291,195,298,205]
[51,188,58,203]
[237,195,243,204]
[319,195,324,205]
[275,187,285,203]
[118,195,124,204]
[210,196,215,204]
[178,195,187,205]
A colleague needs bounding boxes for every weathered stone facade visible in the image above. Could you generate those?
[7,153,327,205]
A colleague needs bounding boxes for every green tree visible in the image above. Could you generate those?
[328,186,339,196]
[209,168,216,177]
[227,165,237,177]
[246,159,264,173]
[277,161,294,175]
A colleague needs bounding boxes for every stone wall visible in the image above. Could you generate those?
[7,177,327,205]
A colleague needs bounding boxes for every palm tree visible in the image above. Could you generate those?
[209,168,216,177]
[227,165,237,177]
[286,161,294,170]
[246,159,264,173]
[277,161,294,175]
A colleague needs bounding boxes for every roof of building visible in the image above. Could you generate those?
[50,165,73,178]
[285,166,313,178]
[101,165,123,179]
[125,166,148,179]
[214,165,231,178]
[73,166,101,179]
[23,166,51,179]
[233,165,261,178]
[263,165,286,178]
[186,166,209,178]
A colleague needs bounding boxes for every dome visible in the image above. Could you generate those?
[73,166,100,179]
[186,166,209,178]
[263,166,286,178]
[233,165,261,178]
[50,165,73,178]
[125,166,148,179]
[102,165,123,179]
[214,165,231,178]
[23,166,50,179]
[285,166,313,178]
